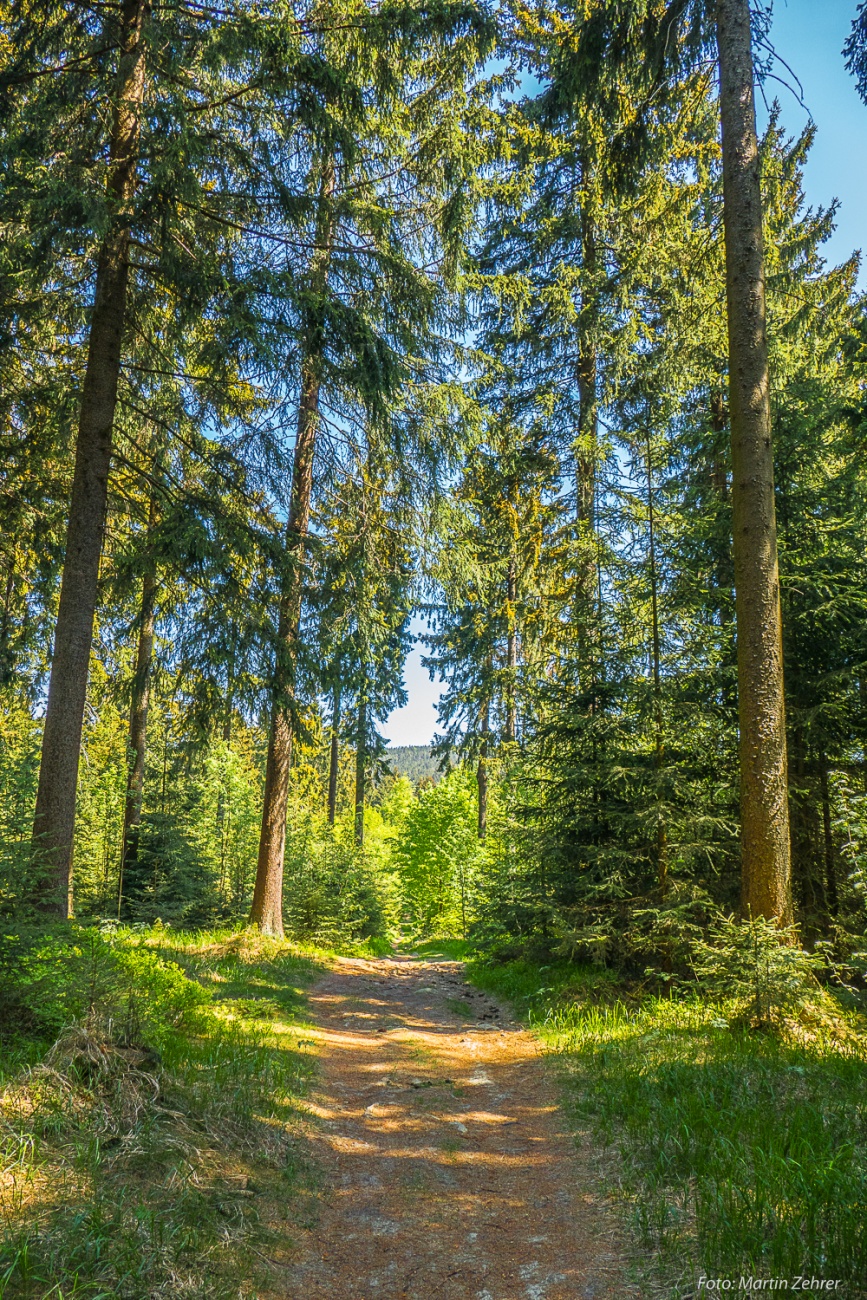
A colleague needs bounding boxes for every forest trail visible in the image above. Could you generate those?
[281,953,634,1300]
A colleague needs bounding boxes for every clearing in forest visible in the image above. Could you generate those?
[281,952,633,1300]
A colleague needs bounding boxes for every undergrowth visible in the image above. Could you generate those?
[409,937,471,962]
[467,955,867,1295]
[0,924,325,1299]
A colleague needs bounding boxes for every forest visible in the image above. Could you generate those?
[1,0,867,1295]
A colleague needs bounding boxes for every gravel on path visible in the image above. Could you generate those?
[279,953,636,1300]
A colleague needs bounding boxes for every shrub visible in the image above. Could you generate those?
[393,765,482,936]
[690,915,825,1029]
[282,811,392,946]
[0,924,212,1052]
[121,811,219,926]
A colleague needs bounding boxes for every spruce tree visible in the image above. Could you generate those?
[30,0,150,913]
[248,0,493,932]
[10,0,328,912]
[539,0,794,921]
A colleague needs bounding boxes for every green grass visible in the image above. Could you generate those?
[467,957,867,1293]
[410,937,471,961]
[0,926,326,1299]
[444,996,477,1020]
[466,954,621,1009]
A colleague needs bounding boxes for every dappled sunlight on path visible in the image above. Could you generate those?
[277,954,635,1300]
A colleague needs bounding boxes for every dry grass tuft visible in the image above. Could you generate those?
[0,927,322,1299]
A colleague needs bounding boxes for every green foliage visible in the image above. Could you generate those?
[0,691,40,916]
[122,812,218,927]
[457,103,867,969]
[412,937,472,961]
[282,805,393,946]
[72,662,129,917]
[2,3,867,1293]
[466,955,621,1012]
[0,924,212,1049]
[555,998,867,1285]
[691,916,827,1030]
[386,746,441,785]
[0,927,321,1299]
[187,737,262,914]
[72,709,265,926]
[394,765,483,936]
[831,775,867,979]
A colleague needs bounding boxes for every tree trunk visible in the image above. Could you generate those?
[576,196,598,617]
[31,0,149,915]
[0,551,16,682]
[710,389,738,715]
[820,755,839,917]
[505,555,517,742]
[575,189,600,710]
[477,705,490,840]
[709,390,729,503]
[645,428,667,894]
[118,492,157,919]
[715,0,792,924]
[250,368,319,936]
[327,683,340,826]
[354,695,366,848]
[250,158,335,937]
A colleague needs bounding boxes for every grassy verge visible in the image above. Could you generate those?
[466,957,867,1296]
[409,937,471,961]
[0,925,326,1299]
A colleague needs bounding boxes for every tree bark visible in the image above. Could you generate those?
[819,755,839,917]
[505,554,517,742]
[710,390,729,503]
[477,703,490,839]
[250,158,335,936]
[118,491,157,918]
[327,683,340,825]
[354,694,366,848]
[575,192,599,699]
[715,0,792,924]
[645,428,667,894]
[0,552,16,683]
[576,209,598,601]
[710,389,738,715]
[250,368,319,936]
[31,0,149,915]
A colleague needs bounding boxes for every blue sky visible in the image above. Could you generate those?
[761,0,866,282]
[382,0,867,748]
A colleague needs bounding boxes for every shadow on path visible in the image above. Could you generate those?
[280,953,635,1300]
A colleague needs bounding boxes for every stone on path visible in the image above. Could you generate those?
[279,954,636,1300]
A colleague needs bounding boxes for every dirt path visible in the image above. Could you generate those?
[281,953,635,1300]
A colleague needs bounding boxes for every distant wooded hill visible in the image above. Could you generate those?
[385,746,443,783]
